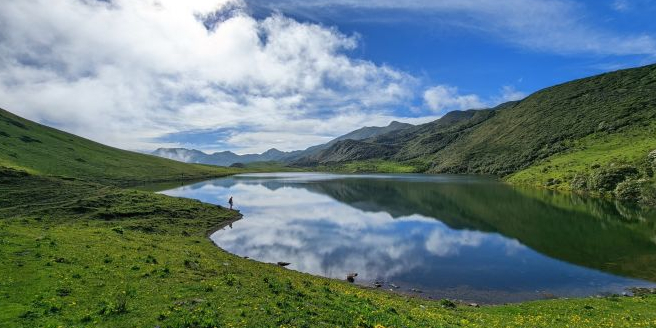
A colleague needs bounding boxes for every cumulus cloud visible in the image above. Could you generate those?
[423,85,484,114]
[422,84,527,114]
[498,85,527,103]
[0,0,417,152]
[250,0,656,56]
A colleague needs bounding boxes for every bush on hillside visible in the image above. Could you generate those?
[570,173,588,191]
[640,183,656,207]
[614,179,644,202]
[648,150,656,176]
[587,165,639,192]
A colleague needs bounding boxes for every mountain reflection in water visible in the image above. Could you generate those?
[160,173,656,304]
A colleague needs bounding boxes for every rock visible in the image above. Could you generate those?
[374,282,382,288]
[439,299,456,309]
[346,273,358,283]
[469,303,480,308]
[411,288,423,293]
[389,283,400,289]
[277,262,290,267]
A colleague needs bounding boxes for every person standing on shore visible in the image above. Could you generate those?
[228,196,233,210]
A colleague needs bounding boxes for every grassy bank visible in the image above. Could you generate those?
[3,171,656,328]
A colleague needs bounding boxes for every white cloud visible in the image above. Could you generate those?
[498,85,527,103]
[252,0,656,56]
[612,0,629,12]
[422,84,526,114]
[423,85,484,114]
[0,0,416,152]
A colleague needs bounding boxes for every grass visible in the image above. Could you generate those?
[0,108,243,186]
[316,159,428,173]
[3,172,656,328]
[234,161,304,172]
[507,124,656,190]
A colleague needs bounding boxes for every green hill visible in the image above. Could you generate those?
[297,63,656,204]
[0,108,239,185]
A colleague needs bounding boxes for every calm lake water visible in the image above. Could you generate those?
[159,172,656,303]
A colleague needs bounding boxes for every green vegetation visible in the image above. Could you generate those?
[3,169,656,327]
[0,108,242,186]
[316,159,428,173]
[230,161,304,172]
[507,124,656,206]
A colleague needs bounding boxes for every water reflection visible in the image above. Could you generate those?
[160,173,656,303]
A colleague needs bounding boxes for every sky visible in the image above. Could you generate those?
[0,0,655,154]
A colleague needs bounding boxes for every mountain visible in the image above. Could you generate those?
[297,64,656,176]
[152,120,414,166]
[152,147,290,166]
[0,108,236,185]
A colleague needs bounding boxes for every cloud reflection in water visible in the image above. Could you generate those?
[161,173,656,303]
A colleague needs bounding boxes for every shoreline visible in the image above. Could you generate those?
[189,173,656,306]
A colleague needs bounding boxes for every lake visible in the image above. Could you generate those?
[159,172,656,304]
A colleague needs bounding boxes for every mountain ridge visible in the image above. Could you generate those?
[297,63,656,175]
[152,120,414,166]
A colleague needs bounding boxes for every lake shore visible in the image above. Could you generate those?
[3,171,656,327]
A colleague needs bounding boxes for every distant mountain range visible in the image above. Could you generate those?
[152,121,413,166]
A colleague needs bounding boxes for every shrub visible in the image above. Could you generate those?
[587,165,639,192]
[648,150,656,165]
[640,183,656,207]
[544,178,561,187]
[648,150,656,176]
[98,292,129,316]
[570,173,588,190]
[614,180,644,201]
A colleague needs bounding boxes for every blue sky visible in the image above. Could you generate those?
[0,0,655,153]
[249,0,656,101]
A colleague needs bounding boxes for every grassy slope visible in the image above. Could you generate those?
[2,109,656,327]
[428,64,656,175]
[0,108,241,185]
[507,123,656,190]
